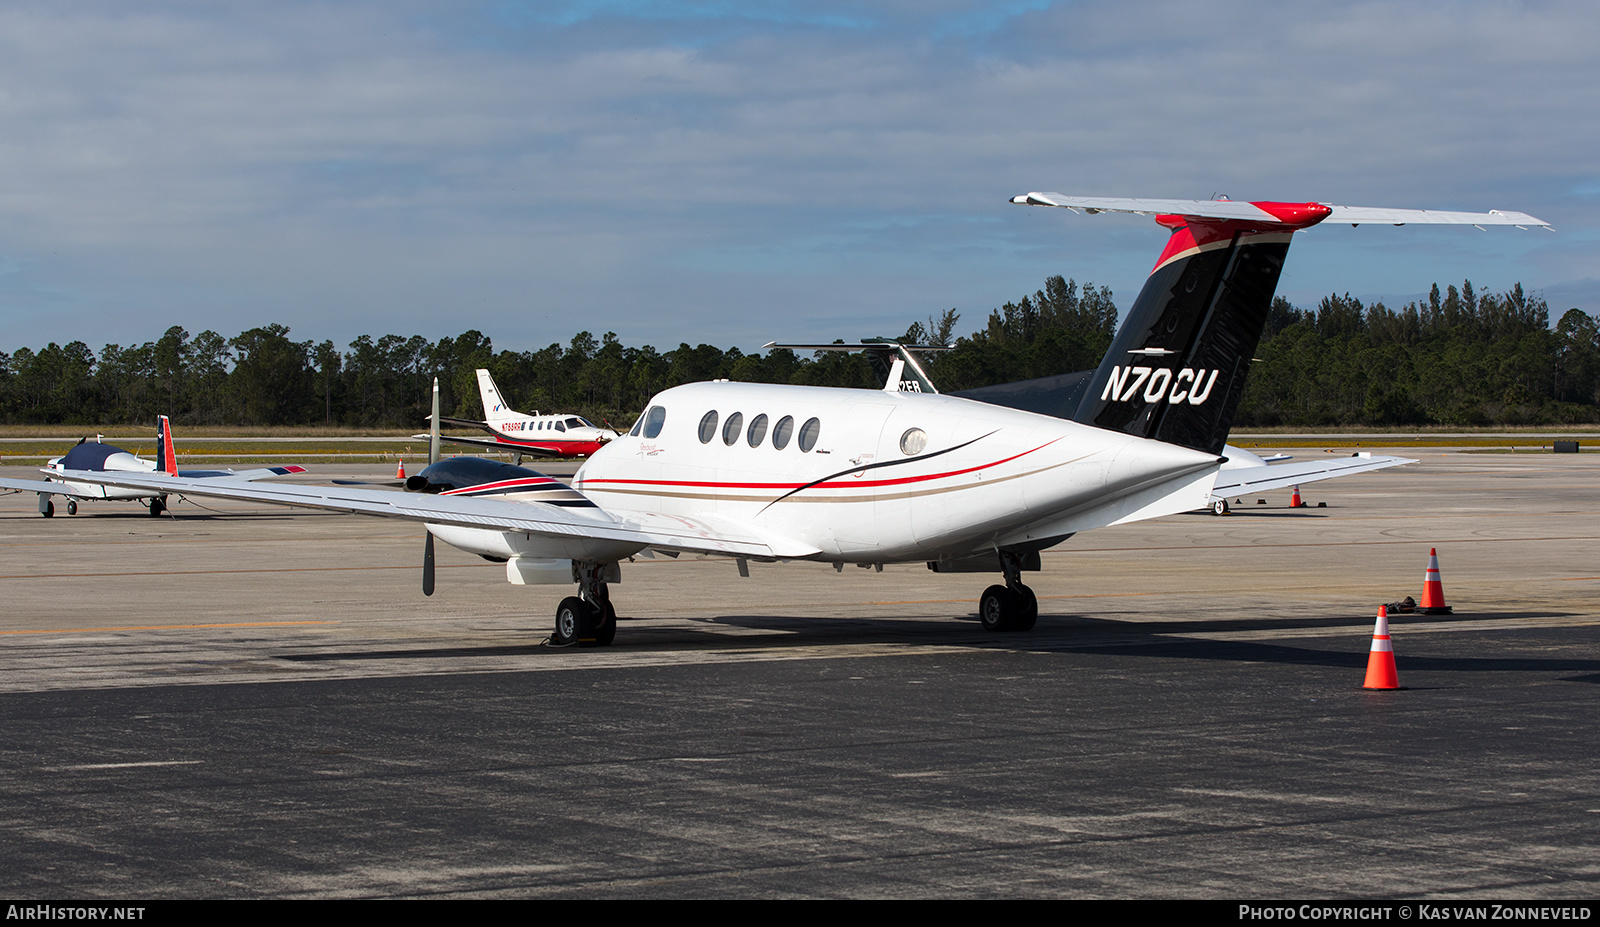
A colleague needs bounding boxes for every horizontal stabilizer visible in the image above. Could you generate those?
[1012,194,1550,228]
[1211,454,1415,496]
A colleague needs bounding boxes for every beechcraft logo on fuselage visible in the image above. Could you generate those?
[1101,366,1219,405]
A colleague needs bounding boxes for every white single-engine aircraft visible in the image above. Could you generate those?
[421,368,619,461]
[52,194,1548,645]
[0,416,307,517]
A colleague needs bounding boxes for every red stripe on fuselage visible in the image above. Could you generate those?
[579,439,1059,493]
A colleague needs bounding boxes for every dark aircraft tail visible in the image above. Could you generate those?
[1009,194,1546,456]
[1070,207,1323,456]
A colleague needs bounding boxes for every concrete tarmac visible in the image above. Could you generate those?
[1,451,1598,898]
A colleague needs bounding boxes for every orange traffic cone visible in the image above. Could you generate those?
[1362,606,1401,690]
[1290,485,1304,508]
[396,459,406,480]
[1419,548,1453,614]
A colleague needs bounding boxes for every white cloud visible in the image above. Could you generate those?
[0,0,1592,354]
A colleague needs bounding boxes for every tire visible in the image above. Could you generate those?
[67,499,78,516]
[1012,586,1038,632]
[553,596,586,646]
[979,584,1012,632]
[592,600,617,647]
[1212,499,1229,516]
[149,496,166,517]
[41,499,54,518]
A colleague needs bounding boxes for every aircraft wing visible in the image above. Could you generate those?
[50,469,819,559]
[1210,454,1415,497]
[0,477,111,499]
[1011,194,1550,228]
[411,433,568,457]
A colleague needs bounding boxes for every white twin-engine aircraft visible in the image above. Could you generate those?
[53,194,1549,646]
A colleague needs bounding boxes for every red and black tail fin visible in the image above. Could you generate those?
[156,415,178,475]
[1011,194,1547,455]
[1072,206,1327,454]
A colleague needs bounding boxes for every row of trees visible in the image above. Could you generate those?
[2,277,1597,428]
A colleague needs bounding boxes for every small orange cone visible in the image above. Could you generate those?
[1290,485,1304,508]
[396,459,406,480]
[1420,547,1452,614]
[1362,606,1401,690]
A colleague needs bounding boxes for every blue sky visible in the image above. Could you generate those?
[0,0,1594,355]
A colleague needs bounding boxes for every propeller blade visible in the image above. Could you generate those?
[423,530,436,597]
[429,377,441,467]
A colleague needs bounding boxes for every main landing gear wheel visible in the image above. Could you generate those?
[1212,499,1230,516]
[552,597,617,647]
[39,496,54,518]
[980,584,1038,632]
[148,496,166,517]
[1012,586,1038,631]
[553,596,586,646]
[593,600,617,647]
[67,499,78,515]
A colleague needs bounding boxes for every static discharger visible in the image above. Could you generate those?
[1362,605,1401,691]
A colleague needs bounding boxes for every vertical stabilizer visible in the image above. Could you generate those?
[476,369,518,424]
[156,415,178,475]
[1072,206,1328,454]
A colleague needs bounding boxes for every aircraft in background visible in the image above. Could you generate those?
[785,339,1415,515]
[0,416,307,517]
[54,194,1546,645]
[422,368,619,462]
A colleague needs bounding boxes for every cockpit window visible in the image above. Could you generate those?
[628,412,644,437]
[747,414,768,447]
[566,418,584,429]
[722,411,744,446]
[798,417,820,452]
[554,420,566,432]
[643,405,667,439]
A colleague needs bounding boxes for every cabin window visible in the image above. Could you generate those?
[798,417,820,452]
[643,405,667,439]
[722,411,744,446]
[698,410,719,444]
[747,413,768,447]
[899,428,927,456]
[772,415,794,450]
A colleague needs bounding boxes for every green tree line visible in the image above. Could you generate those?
[2,277,1596,428]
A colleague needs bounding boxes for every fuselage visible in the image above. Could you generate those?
[567,381,1220,563]
[483,413,616,457]
[45,443,160,501]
